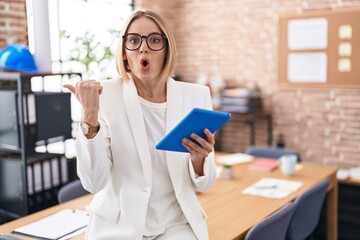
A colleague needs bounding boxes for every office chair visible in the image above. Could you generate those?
[245,145,301,162]
[286,179,330,240]
[57,179,89,203]
[244,202,296,240]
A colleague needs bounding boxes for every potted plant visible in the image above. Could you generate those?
[221,164,234,179]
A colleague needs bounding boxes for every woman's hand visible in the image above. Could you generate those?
[63,80,103,126]
[182,128,215,176]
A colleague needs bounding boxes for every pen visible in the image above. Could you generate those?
[254,184,277,189]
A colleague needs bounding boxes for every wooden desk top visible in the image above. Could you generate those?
[0,153,337,240]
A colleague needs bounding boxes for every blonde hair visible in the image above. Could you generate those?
[116,9,177,83]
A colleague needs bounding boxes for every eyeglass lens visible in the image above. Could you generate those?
[124,33,166,51]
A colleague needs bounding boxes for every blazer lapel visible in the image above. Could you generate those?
[122,80,152,186]
[166,79,187,195]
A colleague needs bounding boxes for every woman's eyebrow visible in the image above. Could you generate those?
[127,31,163,35]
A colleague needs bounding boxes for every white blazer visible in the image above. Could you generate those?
[76,78,217,240]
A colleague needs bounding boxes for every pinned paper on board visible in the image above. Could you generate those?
[288,18,328,50]
[288,52,327,83]
[338,42,352,57]
[338,25,352,39]
[338,58,351,72]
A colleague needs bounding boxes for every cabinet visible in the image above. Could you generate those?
[0,72,81,220]
[313,180,360,240]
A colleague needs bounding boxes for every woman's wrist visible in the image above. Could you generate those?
[82,111,98,126]
[191,157,205,176]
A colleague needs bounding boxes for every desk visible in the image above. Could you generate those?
[0,153,337,240]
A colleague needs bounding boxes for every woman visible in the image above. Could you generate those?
[64,9,217,240]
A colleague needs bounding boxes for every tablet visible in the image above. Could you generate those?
[155,108,231,153]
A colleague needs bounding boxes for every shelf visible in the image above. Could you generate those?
[0,72,81,220]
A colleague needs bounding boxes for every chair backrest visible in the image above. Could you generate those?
[286,179,330,240]
[0,234,22,240]
[57,179,88,203]
[244,202,296,240]
[245,145,301,162]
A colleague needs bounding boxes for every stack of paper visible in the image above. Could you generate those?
[242,177,303,199]
[337,168,350,180]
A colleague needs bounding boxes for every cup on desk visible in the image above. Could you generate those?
[279,154,297,176]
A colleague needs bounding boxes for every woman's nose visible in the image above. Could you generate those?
[139,38,149,53]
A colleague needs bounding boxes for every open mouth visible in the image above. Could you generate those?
[141,58,149,67]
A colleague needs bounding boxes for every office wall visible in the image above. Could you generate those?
[2,0,360,167]
[0,0,28,49]
[136,0,360,167]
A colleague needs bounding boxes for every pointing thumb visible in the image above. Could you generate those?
[63,84,76,95]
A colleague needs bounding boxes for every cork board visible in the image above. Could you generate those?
[278,7,360,88]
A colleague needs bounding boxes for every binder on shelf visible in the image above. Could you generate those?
[43,160,51,190]
[33,162,42,193]
[61,155,69,184]
[51,157,60,186]
[27,165,34,195]
[22,93,36,125]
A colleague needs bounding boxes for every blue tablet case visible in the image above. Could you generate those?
[155,108,231,153]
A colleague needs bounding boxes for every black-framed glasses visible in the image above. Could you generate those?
[122,33,167,51]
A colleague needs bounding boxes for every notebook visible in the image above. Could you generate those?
[156,108,231,153]
[248,158,279,172]
[12,209,89,240]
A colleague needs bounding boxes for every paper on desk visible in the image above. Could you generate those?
[217,153,254,166]
[337,168,350,180]
[13,209,89,240]
[242,177,303,199]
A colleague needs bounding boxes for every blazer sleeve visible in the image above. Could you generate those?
[188,151,217,192]
[75,114,113,193]
[187,85,217,192]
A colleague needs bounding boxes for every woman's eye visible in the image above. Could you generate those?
[130,38,139,44]
[150,37,160,44]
